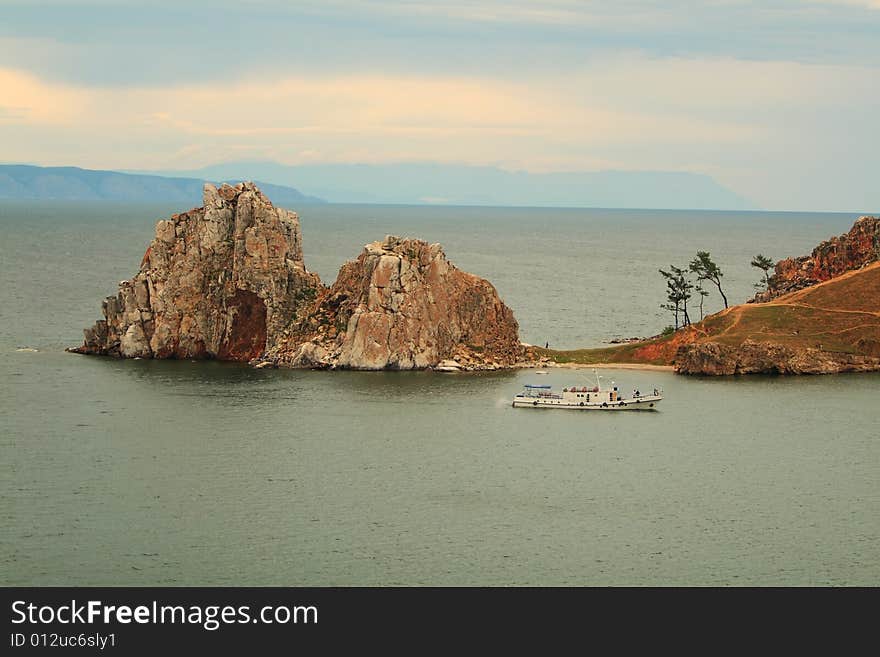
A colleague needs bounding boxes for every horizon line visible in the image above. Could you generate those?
[2,161,876,215]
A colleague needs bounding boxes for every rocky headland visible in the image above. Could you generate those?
[752,215,880,303]
[71,183,521,370]
[672,259,880,375]
[541,216,880,376]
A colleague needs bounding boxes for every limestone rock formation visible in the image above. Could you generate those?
[264,236,522,370]
[71,182,322,360]
[674,340,880,375]
[753,215,880,302]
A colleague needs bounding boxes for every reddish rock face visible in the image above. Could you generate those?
[217,290,267,361]
[755,216,880,302]
[266,235,523,370]
[72,182,322,361]
[629,326,699,364]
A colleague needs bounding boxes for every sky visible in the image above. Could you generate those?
[1,0,878,211]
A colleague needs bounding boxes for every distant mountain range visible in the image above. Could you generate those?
[0,165,325,205]
[143,161,756,210]
[1,161,756,210]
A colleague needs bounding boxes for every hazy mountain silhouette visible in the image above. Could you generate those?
[147,161,756,210]
[0,165,325,205]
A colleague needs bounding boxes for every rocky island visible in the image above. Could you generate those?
[71,182,522,370]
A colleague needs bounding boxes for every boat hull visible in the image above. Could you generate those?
[512,396,662,410]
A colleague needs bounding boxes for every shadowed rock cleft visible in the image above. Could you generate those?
[217,290,267,361]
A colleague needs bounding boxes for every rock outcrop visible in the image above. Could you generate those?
[72,187,522,371]
[675,340,880,375]
[262,236,522,370]
[576,219,880,375]
[668,262,880,375]
[71,182,322,360]
[753,215,880,302]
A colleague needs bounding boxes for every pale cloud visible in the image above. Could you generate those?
[1,1,877,210]
[345,0,614,26]
[0,61,764,169]
[0,69,87,124]
[559,55,880,114]
[808,0,880,8]
[322,0,880,25]
[3,0,878,91]
[1,54,878,210]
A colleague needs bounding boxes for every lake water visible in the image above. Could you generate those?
[2,201,878,585]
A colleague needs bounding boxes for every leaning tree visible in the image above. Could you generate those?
[689,251,728,309]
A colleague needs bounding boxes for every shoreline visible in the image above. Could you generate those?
[517,361,674,372]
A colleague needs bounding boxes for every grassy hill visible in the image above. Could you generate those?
[540,261,880,366]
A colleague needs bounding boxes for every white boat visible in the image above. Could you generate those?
[512,371,662,411]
